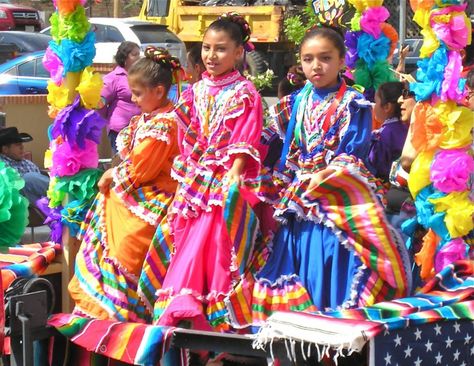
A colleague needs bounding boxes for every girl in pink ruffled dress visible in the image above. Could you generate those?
[143,13,275,332]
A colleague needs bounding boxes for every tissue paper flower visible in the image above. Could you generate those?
[409,101,444,153]
[440,50,467,103]
[50,5,90,43]
[429,191,474,238]
[360,6,389,38]
[433,101,473,149]
[431,148,473,193]
[430,4,471,51]
[434,238,468,273]
[43,47,64,85]
[51,96,106,148]
[48,31,96,75]
[408,150,434,198]
[51,139,99,177]
[76,67,103,109]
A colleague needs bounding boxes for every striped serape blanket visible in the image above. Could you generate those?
[49,313,174,365]
[0,242,60,289]
[254,260,474,361]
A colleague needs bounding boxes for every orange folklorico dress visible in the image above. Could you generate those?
[68,103,179,322]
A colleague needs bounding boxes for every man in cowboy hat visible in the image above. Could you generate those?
[0,127,49,205]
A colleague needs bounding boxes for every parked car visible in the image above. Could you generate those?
[0,51,48,95]
[0,31,50,57]
[0,0,42,32]
[41,18,187,65]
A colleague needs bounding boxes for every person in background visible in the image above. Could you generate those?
[368,82,408,183]
[262,66,307,169]
[277,65,306,99]
[185,43,206,84]
[0,127,49,206]
[100,41,141,155]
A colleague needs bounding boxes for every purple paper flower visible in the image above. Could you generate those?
[345,31,362,69]
[51,96,106,149]
[435,238,468,272]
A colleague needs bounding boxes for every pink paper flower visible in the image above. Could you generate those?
[43,47,64,85]
[440,50,467,103]
[430,4,470,51]
[431,148,474,193]
[51,139,98,177]
[434,238,468,273]
[360,6,389,38]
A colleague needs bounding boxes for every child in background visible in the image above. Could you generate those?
[263,66,307,169]
[368,82,409,183]
[227,25,411,328]
[149,13,275,332]
[69,47,183,322]
[277,65,306,99]
[185,43,206,84]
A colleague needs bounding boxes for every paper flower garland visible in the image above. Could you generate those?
[344,1,398,98]
[42,0,105,243]
[406,0,473,281]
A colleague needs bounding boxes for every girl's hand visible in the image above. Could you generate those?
[98,169,114,194]
[224,154,246,187]
[307,168,334,192]
[224,167,242,186]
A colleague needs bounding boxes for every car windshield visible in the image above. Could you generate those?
[130,25,181,44]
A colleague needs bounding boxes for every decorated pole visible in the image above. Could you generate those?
[344,0,399,101]
[42,0,106,310]
[406,0,473,281]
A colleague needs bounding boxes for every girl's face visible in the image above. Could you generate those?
[397,90,416,123]
[300,36,344,89]
[128,76,166,113]
[124,46,141,70]
[185,53,204,84]
[202,29,243,77]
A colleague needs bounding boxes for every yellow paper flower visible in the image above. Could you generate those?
[44,149,53,170]
[434,101,473,149]
[419,27,439,58]
[429,192,474,238]
[47,81,72,110]
[408,150,434,198]
[413,8,431,29]
[76,66,103,109]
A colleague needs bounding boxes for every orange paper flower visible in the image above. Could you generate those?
[410,102,444,153]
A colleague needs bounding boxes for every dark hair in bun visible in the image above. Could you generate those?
[128,46,183,90]
[207,12,253,51]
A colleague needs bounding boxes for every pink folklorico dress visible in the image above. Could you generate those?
[146,70,276,331]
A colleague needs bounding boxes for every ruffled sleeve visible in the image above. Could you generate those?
[329,97,373,170]
[214,83,264,178]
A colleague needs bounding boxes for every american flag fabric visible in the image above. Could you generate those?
[372,320,474,366]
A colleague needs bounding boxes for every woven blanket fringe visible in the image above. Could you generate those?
[252,321,358,365]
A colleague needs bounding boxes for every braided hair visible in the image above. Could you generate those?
[128,46,184,91]
[207,12,254,52]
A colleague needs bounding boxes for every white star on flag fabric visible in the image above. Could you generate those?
[371,321,474,366]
